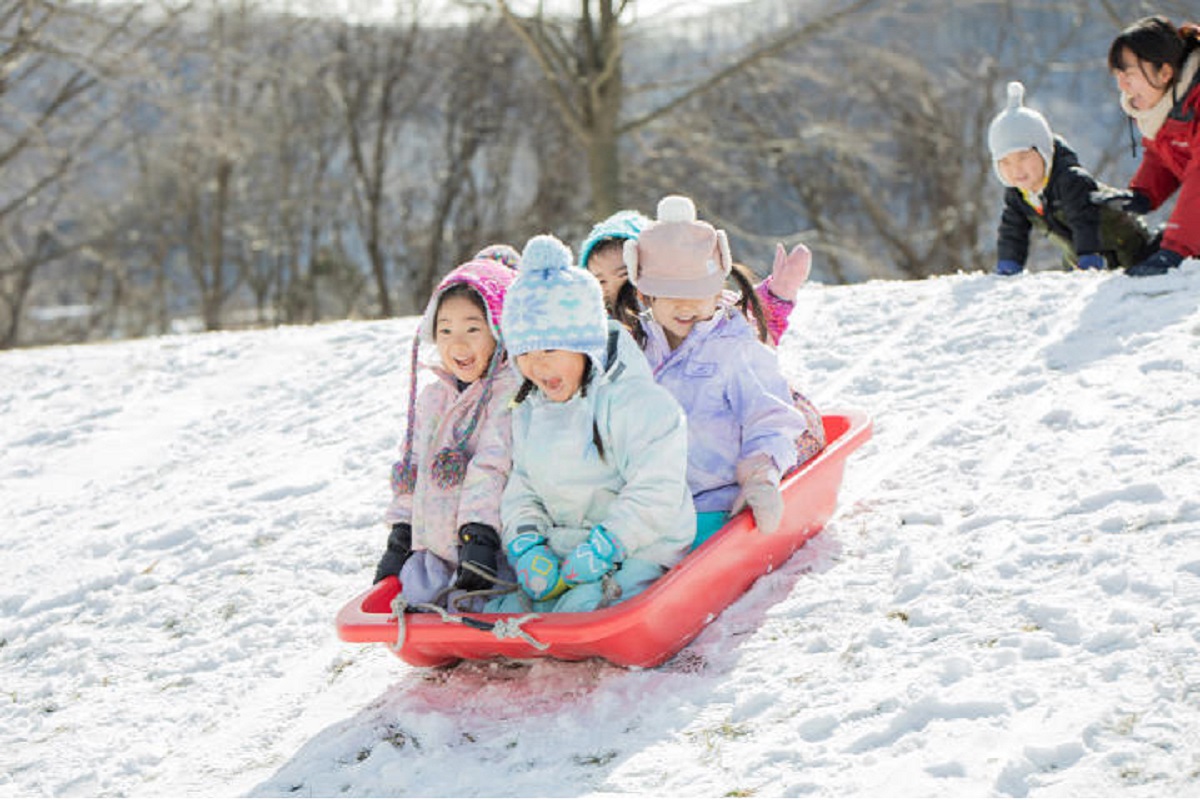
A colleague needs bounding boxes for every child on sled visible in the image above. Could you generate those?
[485,235,695,613]
[615,195,825,547]
[579,208,811,347]
[373,258,519,611]
[988,80,1158,275]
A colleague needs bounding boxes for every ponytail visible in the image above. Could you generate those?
[511,378,535,406]
[729,263,770,344]
[611,280,647,348]
[1183,23,1200,54]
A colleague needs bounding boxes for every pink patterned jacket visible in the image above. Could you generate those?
[384,363,520,563]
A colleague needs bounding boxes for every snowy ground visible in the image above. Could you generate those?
[2,263,1199,798]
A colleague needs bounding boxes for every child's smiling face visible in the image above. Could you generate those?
[646,294,720,350]
[997,148,1047,193]
[586,243,628,309]
[516,349,588,403]
[435,292,497,384]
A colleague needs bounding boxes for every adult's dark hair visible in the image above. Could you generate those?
[1108,16,1200,90]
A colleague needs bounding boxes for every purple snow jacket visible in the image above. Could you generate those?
[640,304,817,514]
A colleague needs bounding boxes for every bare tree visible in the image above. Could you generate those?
[239,14,343,325]
[494,0,877,220]
[326,5,433,318]
[0,0,188,347]
[637,0,1138,281]
[416,22,501,302]
[7,0,1175,348]
[1096,0,1193,27]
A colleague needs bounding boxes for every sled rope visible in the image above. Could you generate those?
[488,614,550,650]
[387,594,549,652]
[444,562,519,613]
[389,594,411,653]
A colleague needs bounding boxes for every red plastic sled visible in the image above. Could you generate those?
[336,410,872,669]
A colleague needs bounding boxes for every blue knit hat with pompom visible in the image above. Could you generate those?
[502,234,609,365]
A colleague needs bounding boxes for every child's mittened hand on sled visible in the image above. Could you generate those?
[546,525,592,554]
[562,525,627,585]
[507,531,567,600]
[731,453,784,534]
[768,243,812,302]
[454,523,501,592]
[373,521,414,585]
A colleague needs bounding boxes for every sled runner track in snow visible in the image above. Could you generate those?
[335,411,872,669]
[836,279,1101,508]
[810,289,944,407]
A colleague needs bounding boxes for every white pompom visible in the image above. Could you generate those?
[656,195,697,223]
[1006,81,1025,110]
[520,234,573,272]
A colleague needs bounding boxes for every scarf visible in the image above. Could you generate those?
[1019,176,1050,215]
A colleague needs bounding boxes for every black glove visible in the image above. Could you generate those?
[373,522,413,584]
[1089,187,1151,215]
[454,523,501,591]
[1126,248,1183,277]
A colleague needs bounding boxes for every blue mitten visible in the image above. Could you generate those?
[562,525,627,585]
[507,531,567,600]
[1076,253,1105,271]
[996,259,1022,276]
[1126,249,1183,277]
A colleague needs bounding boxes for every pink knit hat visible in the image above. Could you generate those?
[625,195,732,299]
[393,258,515,495]
[418,258,515,341]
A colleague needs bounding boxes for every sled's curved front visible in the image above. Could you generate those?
[336,410,872,669]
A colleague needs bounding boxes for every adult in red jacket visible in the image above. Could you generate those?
[1093,16,1200,276]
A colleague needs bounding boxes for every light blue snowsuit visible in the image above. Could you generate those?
[487,321,695,613]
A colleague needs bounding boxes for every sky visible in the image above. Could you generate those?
[2,259,1199,796]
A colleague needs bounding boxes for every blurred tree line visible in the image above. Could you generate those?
[0,0,1189,348]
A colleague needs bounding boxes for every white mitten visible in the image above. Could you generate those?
[729,453,784,534]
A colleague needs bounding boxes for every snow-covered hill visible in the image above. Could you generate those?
[3,265,1199,797]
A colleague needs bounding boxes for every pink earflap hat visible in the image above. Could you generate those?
[625,195,732,299]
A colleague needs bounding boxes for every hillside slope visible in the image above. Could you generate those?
[2,265,1198,797]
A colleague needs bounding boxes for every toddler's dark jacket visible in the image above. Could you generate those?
[997,137,1157,269]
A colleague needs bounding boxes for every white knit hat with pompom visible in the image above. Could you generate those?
[987,81,1054,185]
